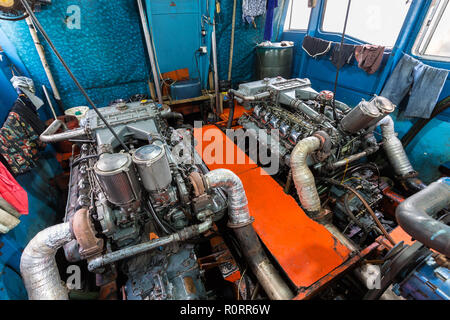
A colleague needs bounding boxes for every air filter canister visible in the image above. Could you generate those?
[340,100,381,133]
[132,144,172,193]
[369,96,396,125]
[94,153,141,206]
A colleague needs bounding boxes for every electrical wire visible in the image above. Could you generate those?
[320,177,396,246]
[20,0,130,152]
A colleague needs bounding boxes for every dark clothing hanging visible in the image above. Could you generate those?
[302,35,331,58]
[0,112,46,175]
[330,43,355,69]
[11,97,46,136]
[354,44,385,74]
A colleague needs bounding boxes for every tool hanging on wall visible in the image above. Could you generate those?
[25,16,65,115]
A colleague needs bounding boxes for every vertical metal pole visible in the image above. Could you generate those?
[211,20,220,115]
[228,0,237,81]
[137,0,163,105]
[42,85,57,120]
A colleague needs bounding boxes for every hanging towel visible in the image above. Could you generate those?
[242,0,267,24]
[354,44,385,74]
[264,0,278,41]
[302,35,331,58]
[381,54,449,119]
[330,43,355,69]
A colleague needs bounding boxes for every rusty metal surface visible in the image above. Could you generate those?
[72,208,104,258]
[197,125,353,290]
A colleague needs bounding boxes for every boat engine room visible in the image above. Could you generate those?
[0,0,449,306]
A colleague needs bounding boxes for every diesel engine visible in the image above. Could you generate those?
[231,77,417,248]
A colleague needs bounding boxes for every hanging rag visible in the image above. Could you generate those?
[330,43,355,69]
[10,76,44,110]
[0,161,28,215]
[263,0,278,41]
[381,54,449,119]
[302,35,331,58]
[242,0,267,24]
[354,44,385,74]
[11,97,46,135]
[0,206,21,234]
[0,112,46,175]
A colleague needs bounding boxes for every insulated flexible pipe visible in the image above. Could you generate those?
[396,177,450,257]
[377,116,415,177]
[290,136,322,218]
[20,222,74,300]
[204,169,294,300]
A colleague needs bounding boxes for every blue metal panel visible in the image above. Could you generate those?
[396,255,449,300]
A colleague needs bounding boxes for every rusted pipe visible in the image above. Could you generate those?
[204,169,294,300]
[72,208,104,259]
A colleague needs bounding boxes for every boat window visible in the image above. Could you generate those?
[321,0,411,47]
[284,0,312,31]
[412,0,450,61]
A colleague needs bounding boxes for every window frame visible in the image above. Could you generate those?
[283,0,312,31]
[319,0,411,48]
[411,0,450,62]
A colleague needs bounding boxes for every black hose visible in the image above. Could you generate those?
[71,154,99,168]
[226,92,235,129]
[20,0,130,152]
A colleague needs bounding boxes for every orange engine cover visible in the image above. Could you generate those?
[195,125,363,298]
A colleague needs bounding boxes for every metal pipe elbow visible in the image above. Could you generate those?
[40,119,86,143]
[204,168,293,299]
[396,178,450,257]
[20,222,74,300]
[204,168,250,227]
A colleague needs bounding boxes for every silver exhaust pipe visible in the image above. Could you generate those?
[20,222,74,300]
[377,116,415,178]
[396,178,450,257]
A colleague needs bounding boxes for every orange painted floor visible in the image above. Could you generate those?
[196,125,352,290]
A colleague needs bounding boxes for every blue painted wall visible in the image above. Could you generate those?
[0,154,61,299]
[280,0,449,183]
[0,0,151,121]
